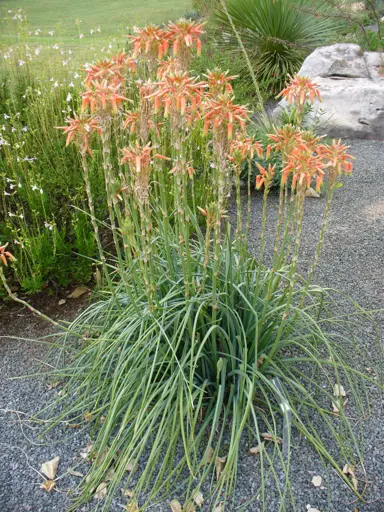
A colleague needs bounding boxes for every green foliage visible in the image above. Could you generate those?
[210,0,340,94]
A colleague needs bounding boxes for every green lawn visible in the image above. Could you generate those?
[1,0,192,47]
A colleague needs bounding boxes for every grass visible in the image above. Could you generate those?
[0,0,192,53]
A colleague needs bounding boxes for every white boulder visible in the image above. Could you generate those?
[278,44,384,140]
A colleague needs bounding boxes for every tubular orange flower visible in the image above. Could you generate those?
[121,142,170,202]
[57,115,101,156]
[277,74,322,106]
[229,135,263,163]
[127,25,167,60]
[255,163,276,190]
[111,52,137,73]
[282,147,325,192]
[146,71,207,118]
[81,80,131,114]
[123,110,140,133]
[165,19,205,57]
[268,124,304,156]
[157,57,181,79]
[0,243,16,266]
[317,139,354,177]
[83,59,123,87]
[204,94,249,140]
[204,68,238,97]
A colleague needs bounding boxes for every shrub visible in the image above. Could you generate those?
[210,0,340,94]
[0,18,378,512]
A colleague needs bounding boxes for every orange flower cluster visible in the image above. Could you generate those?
[256,163,276,190]
[128,24,167,60]
[84,59,124,87]
[0,243,16,266]
[166,19,205,57]
[204,95,249,140]
[204,68,238,97]
[277,74,322,106]
[146,71,207,118]
[57,115,101,156]
[121,142,170,202]
[229,135,263,165]
[81,80,130,114]
[282,147,325,192]
[318,139,354,176]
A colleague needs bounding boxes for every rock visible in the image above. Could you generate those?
[276,43,384,140]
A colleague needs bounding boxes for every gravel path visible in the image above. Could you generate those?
[0,140,383,512]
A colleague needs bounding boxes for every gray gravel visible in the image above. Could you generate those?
[0,140,383,512]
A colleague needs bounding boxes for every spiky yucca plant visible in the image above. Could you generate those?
[212,0,340,92]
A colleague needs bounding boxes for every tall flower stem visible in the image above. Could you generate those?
[81,152,113,290]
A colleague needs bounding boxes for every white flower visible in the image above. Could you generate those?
[53,44,59,50]
[101,47,105,53]
[62,60,68,66]
[90,29,94,34]
[11,127,16,133]
[19,214,24,219]
[40,188,43,194]
[22,126,28,132]
[18,182,22,188]
[8,212,15,217]
[4,191,11,196]
[3,114,10,119]
[44,221,53,231]
[32,184,38,191]
[54,81,59,88]
[68,49,72,55]
[37,89,41,96]
[48,30,54,36]
[74,72,79,79]
[79,33,84,39]
[19,60,25,66]
[69,82,74,88]
[35,48,40,55]
[66,92,72,102]
[97,26,101,32]
[108,43,112,49]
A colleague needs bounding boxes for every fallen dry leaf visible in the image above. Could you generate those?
[122,489,135,498]
[80,443,93,459]
[68,286,88,299]
[202,446,214,465]
[249,442,264,456]
[193,490,204,507]
[67,468,84,478]
[106,468,116,482]
[343,464,358,490]
[40,456,60,480]
[312,475,322,487]
[305,187,320,198]
[125,500,139,512]
[184,503,196,512]
[215,455,227,480]
[58,299,66,305]
[40,479,56,492]
[170,500,182,512]
[261,432,283,444]
[84,411,93,422]
[125,462,134,472]
[307,508,321,512]
[333,384,346,397]
[214,503,224,512]
[47,381,60,390]
[95,482,108,500]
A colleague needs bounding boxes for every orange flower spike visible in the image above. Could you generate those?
[81,80,131,114]
[276,74,322,106]
[165,19,205,56]
[84,59,123,87]
[204,68,238,97]
[318,139,355,176]
[204,94,249,139]
[126,24,166,59]
[57,115,101,156]
[0,243,16,266]
[268,124,303,155]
